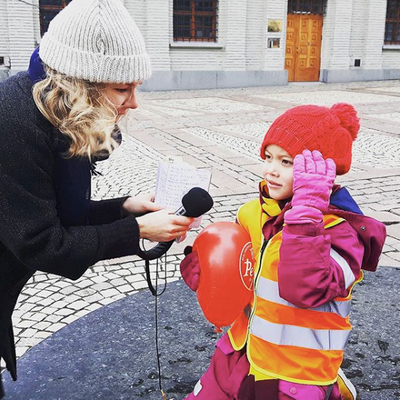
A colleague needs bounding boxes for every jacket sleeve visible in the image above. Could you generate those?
[89,197,129,225]
[278,212,364,308]
[0,116,140,280]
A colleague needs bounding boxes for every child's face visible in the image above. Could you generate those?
[262,144,294,201]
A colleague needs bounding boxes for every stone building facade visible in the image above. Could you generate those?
[1,0,399,90]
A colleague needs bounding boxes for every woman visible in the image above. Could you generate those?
[0,0,193,396]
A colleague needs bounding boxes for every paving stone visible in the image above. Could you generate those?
[33,322,52,331]
[132,281,151,291]
[39,307,58,316]
[114,269,132,276]
[110,278,128,287]
[86,304,103,313]
[98,297,116,306]
[19,328,38,338]
[15,347,29,358]
[54,308,76,317]
[46,293,64,302]
[59,286,80,295]
[45,315,65,324]
[91,282,113,291]
[116,284,135,294]
[51,300,72,309]
[61,315,80,325]
[99,288,120,298]
[27,313,47,322]
[67,300,91,311]
[386,224,400,240]
[382,250,400,261]
[46,323,67,333]
[365,211,400,224]
[377,254,399,268]
[16,320,35,329]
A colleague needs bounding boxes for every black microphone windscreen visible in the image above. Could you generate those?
[181,187,213,217]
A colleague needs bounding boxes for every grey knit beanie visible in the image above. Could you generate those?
[39,0,151,83]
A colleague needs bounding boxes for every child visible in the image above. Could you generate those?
[180,103,386,400]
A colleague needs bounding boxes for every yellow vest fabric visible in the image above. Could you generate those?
[228,199,359,385]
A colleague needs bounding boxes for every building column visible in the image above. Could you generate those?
[7,0,38,73]
[145,0,171,71]
[0,0,10,78]
[321,0,353,73]
[124,0,171,72]
[263,0,287,72]
[224,0,247,70]
[362,0,386,69]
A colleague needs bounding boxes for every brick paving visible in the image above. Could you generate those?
[10,80,400,361]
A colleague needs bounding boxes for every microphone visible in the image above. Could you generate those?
[137,187,213,261]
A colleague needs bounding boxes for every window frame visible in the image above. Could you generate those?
[287,0,326,15]
[173,0,218,42]
[385,1,400,45]
[39,0,71,36]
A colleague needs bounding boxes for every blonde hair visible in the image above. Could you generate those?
[32,67,120,159]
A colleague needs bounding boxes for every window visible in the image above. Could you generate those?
[267,38,281,49]
[288,0,326,15]
[173,0,218,42]
[39,0,72,36]
[385,0,400,44]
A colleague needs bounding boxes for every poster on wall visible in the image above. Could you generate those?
[267,19,282,33]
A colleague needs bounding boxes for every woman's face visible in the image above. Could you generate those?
[103,82,140,121]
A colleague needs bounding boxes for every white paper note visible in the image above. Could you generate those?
[154,158,212,228]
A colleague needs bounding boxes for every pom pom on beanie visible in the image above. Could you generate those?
[260,103,360,175]
[330,103,359,140]
[39,0,151,84]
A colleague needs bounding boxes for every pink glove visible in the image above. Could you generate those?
[285,150,336,227]
[291,149,336,210]
[180,246,200,291]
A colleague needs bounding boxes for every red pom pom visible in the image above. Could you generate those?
[330,103,360,140]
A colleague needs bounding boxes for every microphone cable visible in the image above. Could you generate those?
[137,187,213,398]
[142,239,169,400]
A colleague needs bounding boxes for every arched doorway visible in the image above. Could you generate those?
[285,0,326,82]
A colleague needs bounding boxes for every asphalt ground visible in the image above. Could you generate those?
[3,271,399,400]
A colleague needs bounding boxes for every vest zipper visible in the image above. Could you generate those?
[247,239,269,337]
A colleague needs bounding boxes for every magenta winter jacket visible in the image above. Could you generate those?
[265,186,386,308]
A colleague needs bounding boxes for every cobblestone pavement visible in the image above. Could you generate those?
[11,80,400,368]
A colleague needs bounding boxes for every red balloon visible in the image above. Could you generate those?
[193,222,255,331]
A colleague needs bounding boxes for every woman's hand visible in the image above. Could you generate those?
[122,192,162,215]
[136,209,194,243]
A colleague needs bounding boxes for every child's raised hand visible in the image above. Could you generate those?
[291,150,336,211]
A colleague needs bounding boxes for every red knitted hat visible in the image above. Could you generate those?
[260,103,360,175]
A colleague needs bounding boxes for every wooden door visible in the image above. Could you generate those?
[285,14,323,82]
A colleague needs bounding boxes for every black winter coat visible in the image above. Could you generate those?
[0,72,141,397]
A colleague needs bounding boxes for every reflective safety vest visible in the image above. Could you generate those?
[228,199,362,386]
